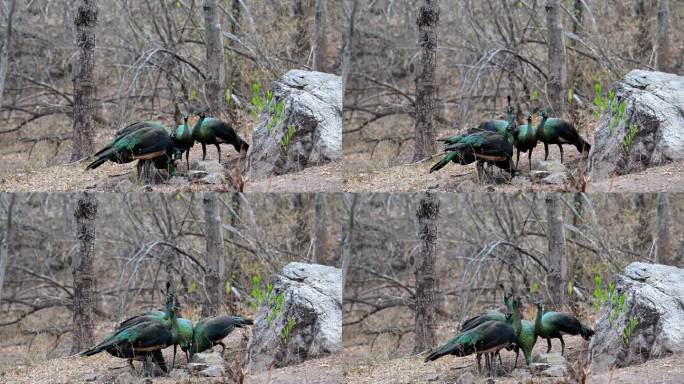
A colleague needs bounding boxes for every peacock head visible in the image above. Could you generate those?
[537,109,549,119]
[182,112,189,124]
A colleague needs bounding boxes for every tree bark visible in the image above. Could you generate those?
[227,0,241,116]
[0,0,16,110]
[292,0,308,58]
[545,193,567,309]
[413,0,439,162]
[70,0,97,161]
[313,0,328,72]
[545,0,566,117]
[635,0,652,60]
[340,0,359,97]
[312,193,329,263]
[570,0,583,91]
[293,195,310,253]
[203,0,226,117]
[0,194,15,307]
[202,193,225,316]
[654,193,671,263]
[71,193,97,353]
[655,0,670,71]
[340,194,358,288]
[414,192,439,354]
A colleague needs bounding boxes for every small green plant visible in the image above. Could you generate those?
[623,124,638,152]
[593,273,638,344]
[250,82,287,136]
[280,316,296,343]
[249,274,296,332]
[530,281,540,294]
[280,124,297,150]
[593,81,627,136]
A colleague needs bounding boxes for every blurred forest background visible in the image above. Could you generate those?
[342,192,682,380]
[343,0,684,183]
[0,193,342,373]
[0,0,349,183]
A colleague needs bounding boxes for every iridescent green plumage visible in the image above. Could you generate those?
[171,113,194,170]
[509,113,538,171]
[86,121,177,176]
[190,315,253,357]
[534,302,594,355]
[192,111,249,162]
[535,110,591,163]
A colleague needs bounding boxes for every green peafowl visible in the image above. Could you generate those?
[424,314,517,376]
[189,315,253,358]
[85,122,177,176]
[117,310,194,367]
[192,110,249,162]
[430,131,516,181]
[535,110,591,163]
[509,113,538,171]
[171,112,195,170]
[534,302,595,356]
[439,105,516,146]
[81,290,182,374]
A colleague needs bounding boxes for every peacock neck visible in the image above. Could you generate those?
[534,304,544,335]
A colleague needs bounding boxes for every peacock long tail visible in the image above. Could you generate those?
[429,152,458,173]
[424,339,463,362]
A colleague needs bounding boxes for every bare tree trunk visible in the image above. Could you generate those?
[545,0,566,117]
[0,0,16,109]
[340,194,358,288]
[655,0,670,71]
[545,193,567,309]
[227,0,241,117]
[293,195,310,253]
[414,192,439,354]
[570,0,583,91]
[413,0,439,161]
[203,193,225,316]
[340,0,359,97]
[654,193,671,263]
[293,0,308,58]
[312,193,329,263]
[203,0,225,117]
[313,0,328,72]
[71,0,97,161]
[71,193,97,353]
[0,194,15,307]
[635,0,652,61]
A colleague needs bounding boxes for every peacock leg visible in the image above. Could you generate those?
[498,351,502,366]
[558,144,564,163]
[476,354,482,373]
[202,143,207,161]
[544,143,549,160]
[560,336,565,356]
[528,149,533,171]
[476,161,484,183]
[514,348,519,368]
[546,338,552,353]
[185,150,190,170]
[172,344,177,368]
[215,144,222,162]
[485,353,490,375]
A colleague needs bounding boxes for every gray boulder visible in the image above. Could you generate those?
[247,262,342,372]
[247,70,342,180]
[588,262,684,371]
[188,352,225,377]
[587,70,684,179]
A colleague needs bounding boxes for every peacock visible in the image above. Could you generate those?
[509,113,538,171]
[460,287,537,369]
[81,290,181,373]
[192,110,249,162]
[429,130,516,181]
[189,315,253,358]
[439,105,516,146]
[117,309,194,366]
[424,314,517,375]
[171,112,195,170]
[534,302,595,356]
[535,110,591,163]
[85,121,177,176]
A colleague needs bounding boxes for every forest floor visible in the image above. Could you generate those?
[0,321,345,384]
[0,130,341,192]
[343,147,684,193]
[342,322,684,384]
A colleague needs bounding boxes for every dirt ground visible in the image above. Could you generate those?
[0,130,341,193]
[0,321,345,384]
[343,142,684,193]
[342,322,684,384]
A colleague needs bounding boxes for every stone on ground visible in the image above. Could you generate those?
[188,351,225,377]
[588,70,684,178]
[247,262,342,372]
[247,70,342,180]
[589,262,684,371]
